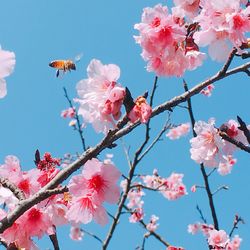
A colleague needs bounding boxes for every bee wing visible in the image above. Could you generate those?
[74,53,83,63]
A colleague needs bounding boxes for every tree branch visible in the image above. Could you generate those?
[184,81,219,230]
[0,177,25,201]
[0,62,249,234]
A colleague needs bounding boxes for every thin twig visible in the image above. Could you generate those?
[63,87,87,151]
[196,205,207,224]
[1,62,249,234]
[228,215,244,238]
[237,116,250,144]
[138,117,171,163]
[212,185,229,196]
[184,81,219,230]
[124,205,170,247]
[81,228,103,244]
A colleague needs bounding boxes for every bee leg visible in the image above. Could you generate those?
[56,70,60,77]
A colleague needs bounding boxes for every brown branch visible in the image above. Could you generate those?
[124,205,170,247]
[0,177,25,201]
[184,81,219,230]
[237,116,250,144]
[0,62,249,234]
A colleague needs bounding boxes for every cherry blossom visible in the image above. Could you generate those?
[146,214,159,232]
[208,229,229,249]
[226,235,242,250]
[142,171,187,200]
[134,4,206,77]
[76,59,125,134]
[193,0,250,61]
[0,47,15,98]
[61,107,76,118]
[200,84,215,97]
[128,96,152,123]
[129,207,144,223]
[167,246,184,250]
[70,226,84,241]
[190,118,225,167]
[166,123,190,140]
[66,158,120,225]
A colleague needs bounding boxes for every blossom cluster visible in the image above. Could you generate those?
[75,59,126,134]
[134,1,250,76]
[166,123,190,140]
[142,169,187,200]
[61,107,77,127]
[188,222,242,250]
[190,118,248,175]
[0,155,121,249]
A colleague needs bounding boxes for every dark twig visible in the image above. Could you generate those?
[219,131,250,153]
[63,87,86,151]
[229,215,244,238]
[1,62,249,234]
[237,116,250,144]
[184,81,219,230]
[124,205,170,247]
[49,229,60,250]
[138,118,171,163]
[0,177,25,201]
[212,185,229,196]
[150,76,158,107]
[196,205,207,224]
[81,228,103,244]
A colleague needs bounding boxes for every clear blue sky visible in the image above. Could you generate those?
[0,1,250,249]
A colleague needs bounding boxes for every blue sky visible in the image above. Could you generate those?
[0,1,250,249]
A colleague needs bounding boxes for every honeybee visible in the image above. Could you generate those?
[49,54,82,77]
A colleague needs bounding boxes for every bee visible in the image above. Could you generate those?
[49,54,82,77]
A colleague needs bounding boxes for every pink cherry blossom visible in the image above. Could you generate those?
[218,155,237,175]
[0,155,22,183]
[161,172,187,200]
[146,214,159,232]
[208,229,229,249]
[134,4,206,77]
[67,158,120,226]
[187,223,200,234]
[221,119,248,155]
[141,170,187,200]
[128,96,152,123]
[190,119,225,167]
[173,0,200,19]
[0,47,15,98]
[226,235,242,250]
[76,59,125,134]
[66,192,108,226]
[61,107,76,118]
[167,246,184,250]
[70,226,84,241]
[127,186,145,209]
[190,185,197,192]
[129,207,144,223]
[193,0,250,61]
[200,84,215,97]
[166,123,190,140]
